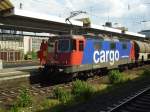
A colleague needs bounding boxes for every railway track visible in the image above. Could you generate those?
[0,82,70,105]
[108,86,150,112]
[0,74,103,106]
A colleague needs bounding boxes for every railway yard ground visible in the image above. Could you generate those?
[0,64,150,112]
[2,60,40,68]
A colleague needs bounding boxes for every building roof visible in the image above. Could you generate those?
[13,8,83,27]
[0,0,146,38]
[0,0,14,11]
[140,30,150,32]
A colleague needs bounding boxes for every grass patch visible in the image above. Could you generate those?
[0,108,7,112]
[95,84,109,91]
[142,69,150,76]
[10,87,32,112]
[10,105,32,112]
[72,80,95,102]
[17,87,32,107]
[108,70,124,84]
[10,105,19,112]
[53,87,72,104]
[38,99,60,111]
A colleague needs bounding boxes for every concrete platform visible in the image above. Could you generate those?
[0,66,40,81]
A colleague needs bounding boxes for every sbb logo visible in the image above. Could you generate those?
[93,50,120,65]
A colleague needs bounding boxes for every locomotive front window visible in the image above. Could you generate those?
[58,39,70,52]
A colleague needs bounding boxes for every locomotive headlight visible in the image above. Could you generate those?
[65,60,68,64]
[59,69,64,72]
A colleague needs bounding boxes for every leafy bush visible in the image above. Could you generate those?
[72,80,95,101]
[31,51,38,59]
[53,87,72,104]
[17,87,32,107]
[108,70,124,84]
[24,51,37,60]
[10,104,19,112]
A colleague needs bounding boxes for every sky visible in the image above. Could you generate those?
[11,0,150,32]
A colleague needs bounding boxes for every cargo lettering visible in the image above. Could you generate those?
[93,50,119,65]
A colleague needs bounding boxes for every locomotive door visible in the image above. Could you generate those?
[76,39,85,64]
[133,41,140,61]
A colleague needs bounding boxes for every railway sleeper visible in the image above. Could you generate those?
[123,105,150,112]
[130,102,150,109]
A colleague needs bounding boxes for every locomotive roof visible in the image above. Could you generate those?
[49,35,84,39]
[49,34,131,42]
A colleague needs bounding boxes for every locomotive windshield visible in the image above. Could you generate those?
[58,39,70,52]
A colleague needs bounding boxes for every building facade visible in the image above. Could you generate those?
[23,36,48,54]
[0,29,49,61]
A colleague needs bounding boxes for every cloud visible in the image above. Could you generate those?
[143,22,150,30]
[11,0,67,16]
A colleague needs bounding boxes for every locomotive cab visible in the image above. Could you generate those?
[56,35,85,65]
[46,35,85,73]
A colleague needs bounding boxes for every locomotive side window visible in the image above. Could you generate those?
[79,41,84,51]
[71,39,76,51]
[122,43,127,49]
[110,42,116,50]
[58,39,70,52]
[94,42,101,50]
